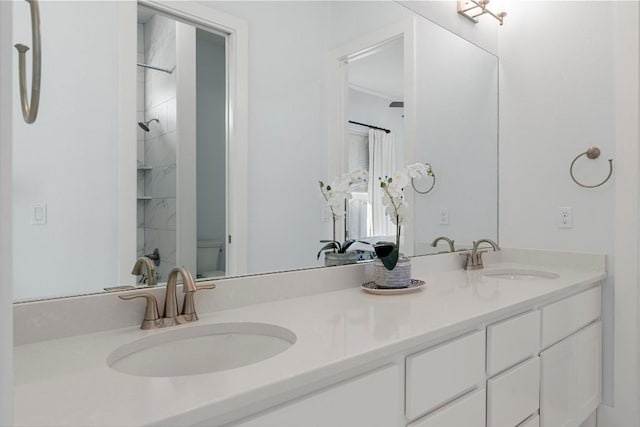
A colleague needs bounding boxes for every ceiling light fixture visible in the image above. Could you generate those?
[457,0,507,26]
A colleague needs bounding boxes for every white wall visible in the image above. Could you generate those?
[498,0,617,412]
[196,30,226,272]
[199,1,331,273]
[399,0,499,55]
[0,1,13,423]
[12,2,121,300]
[413,17,498,251]
[199,1,415,273]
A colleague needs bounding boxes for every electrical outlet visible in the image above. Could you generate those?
[558,207,573,228]
[440,207,449,225]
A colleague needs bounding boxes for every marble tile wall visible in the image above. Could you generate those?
[142,15,177,281]
[136,23,145,262]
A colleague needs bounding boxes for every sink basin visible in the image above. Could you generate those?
[107,322,296,377]
[482,268,560,280]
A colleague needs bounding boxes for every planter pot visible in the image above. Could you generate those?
[324,251,360,267]
[374,256,411,288]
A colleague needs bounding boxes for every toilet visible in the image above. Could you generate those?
[196,240,225,278]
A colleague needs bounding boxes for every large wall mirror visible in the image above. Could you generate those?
[11,1,497,301]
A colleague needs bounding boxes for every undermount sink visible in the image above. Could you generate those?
[482,268,560,280]
[107,322,296,377]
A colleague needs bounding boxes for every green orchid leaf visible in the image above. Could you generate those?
[316,242,339,259]
[341,240,357,252]
[373,242,395,258]
[380,247,399,270]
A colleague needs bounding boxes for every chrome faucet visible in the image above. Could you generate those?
[431,236,456,252]
[131,256,157,287]
[120,266,215,330]
[461,238,500,270]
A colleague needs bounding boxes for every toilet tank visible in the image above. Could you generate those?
[197,240,222,276]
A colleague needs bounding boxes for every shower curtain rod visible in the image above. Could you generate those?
[137,63,174,74]
[348,120,391,134]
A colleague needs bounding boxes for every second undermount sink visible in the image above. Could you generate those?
[107,322,296,377]
[482,268,560,280]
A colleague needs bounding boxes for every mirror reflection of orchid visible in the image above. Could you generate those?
[375,163,433,270]
[318,169,368,259]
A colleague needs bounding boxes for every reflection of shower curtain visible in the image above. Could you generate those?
[368,129,395,237]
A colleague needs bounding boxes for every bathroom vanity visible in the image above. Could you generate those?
[13,249,604,427]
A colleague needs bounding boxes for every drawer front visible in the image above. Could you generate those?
[406,330,485,420]
[519,415,540,427]
[231,364,401,427]
[487,357,540,427]
[408,389,486,427]
[487,310,540,376]
[542,287,600,348]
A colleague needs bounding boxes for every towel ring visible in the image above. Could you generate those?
[15,0,42,124]
[569,146,613,189]
[411,168,436,195]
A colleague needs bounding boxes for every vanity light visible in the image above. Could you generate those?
[457,0,507,26]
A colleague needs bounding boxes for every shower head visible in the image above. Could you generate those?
[138,118,159,132]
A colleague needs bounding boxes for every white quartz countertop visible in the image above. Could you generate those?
[14,261,605,426]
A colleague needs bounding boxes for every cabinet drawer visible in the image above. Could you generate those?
[408,389,485,427]
[542,287,600,348]
[406,330,485,420]
[487,357,540,427]
[231,364,401,427]
[487,310,540,376]
[519,415,539,427]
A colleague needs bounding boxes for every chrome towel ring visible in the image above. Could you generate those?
[411,166,436,194]
[569,146,613,189]
[15,0,42,124]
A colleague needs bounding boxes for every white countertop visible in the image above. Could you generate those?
[13,260,605,427]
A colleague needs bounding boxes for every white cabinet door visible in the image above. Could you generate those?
[408,389,485,427]
[573,322,602,422]
[540,321,602,427]
[231,364,401,427]
[540,338,573,427]
[487,357,540,427]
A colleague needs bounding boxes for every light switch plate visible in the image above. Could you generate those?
[31,203,47,225]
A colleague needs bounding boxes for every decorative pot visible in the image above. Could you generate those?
[374,256,411,288]
[324,251,360,267]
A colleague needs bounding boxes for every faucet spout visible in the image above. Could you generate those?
[462,238,500,270]
[121,266,215,330]
[472,239,500,257]
[164,267,191,319]
[131,257,157,287]
[431,236,455,252]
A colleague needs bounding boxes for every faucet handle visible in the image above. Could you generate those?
[475,249,488,269]
[182,282,216,318]
[459,251,474,269]
[119,293,161,329]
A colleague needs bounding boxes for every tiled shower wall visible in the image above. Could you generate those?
[139,15,178,281]
[136,23,145,261]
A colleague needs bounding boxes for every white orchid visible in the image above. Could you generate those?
[378,163,433,256]
[319,169,369,218]
[319,169,369,244]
